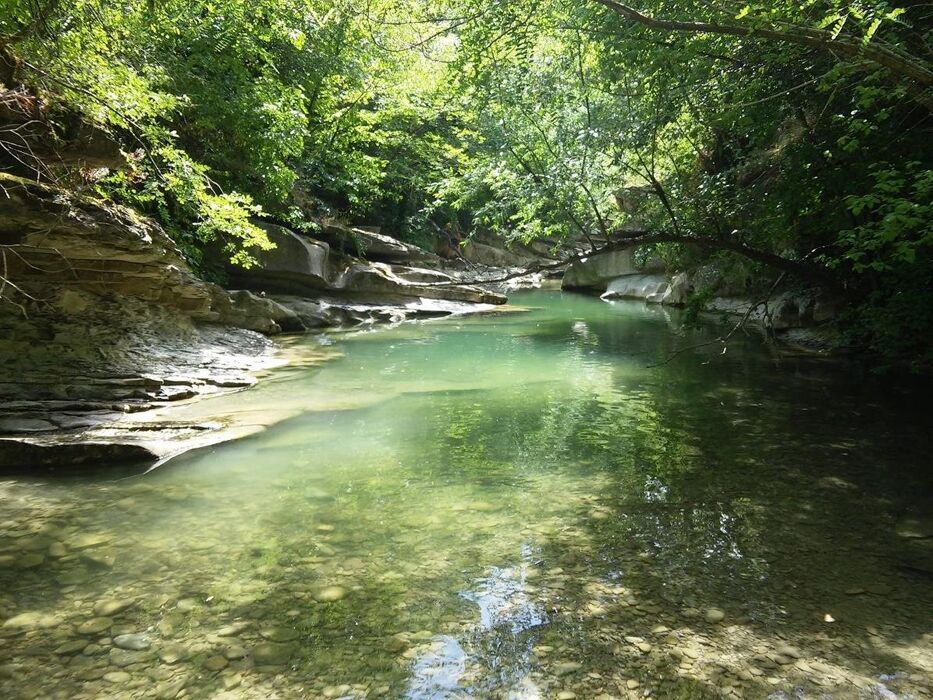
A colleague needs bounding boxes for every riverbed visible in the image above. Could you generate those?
[1,291,931,699]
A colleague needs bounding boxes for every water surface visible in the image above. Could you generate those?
[1,291,931,699]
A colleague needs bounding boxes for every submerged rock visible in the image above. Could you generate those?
[93,599,135,617]
[314,585,348,602]
[203,655,228,672]
[259,626,299,642]
[77,617,113,635]
[113,633,151,651]
[252,642,295,666]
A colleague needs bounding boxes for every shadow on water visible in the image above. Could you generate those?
[0,291,931,699]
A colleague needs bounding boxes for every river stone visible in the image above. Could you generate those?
[216,621,252,636]
[114,633,151,651]
[18,553,45,568]
[82,551,116,569]
[260,626,299,642]
[222,645,247,660]
[3,611,58,630]
[557,692,577,699]
[175,598,198,612]
[78,617,113,635]
[110,648,150,667]
[555,661,582,676]
[252,642,295,665]
[94,599,134,617]
[156,680,187,699]
[54,640,88,655]
[48,542,67,558]
[158,644,188,664]
[57,569,90,586]
[103,671,131,683]
[68,533,113,550]
[314,585,347,602]
[705,608,725,623]
[203,655,228,672]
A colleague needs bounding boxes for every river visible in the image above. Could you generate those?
[1,291,931,699]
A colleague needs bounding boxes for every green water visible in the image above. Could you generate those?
[1,291,932,699]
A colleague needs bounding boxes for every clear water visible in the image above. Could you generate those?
[1,291,931,699]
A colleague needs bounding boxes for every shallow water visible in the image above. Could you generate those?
[1,291,932,699]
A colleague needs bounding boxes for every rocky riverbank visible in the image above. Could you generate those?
[562,247,844,354]
[0,174,517,472]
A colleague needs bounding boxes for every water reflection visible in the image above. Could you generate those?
[0,292,930,699]
[405,636,467,699]
[407,545,548,698]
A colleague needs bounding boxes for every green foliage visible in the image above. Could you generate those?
[3,0,931,365]
[682,288,716,330]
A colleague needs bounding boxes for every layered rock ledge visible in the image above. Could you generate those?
[0,175,510,471]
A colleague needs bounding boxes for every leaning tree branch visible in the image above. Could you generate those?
[421,229,841,289]
[591,0,933,104]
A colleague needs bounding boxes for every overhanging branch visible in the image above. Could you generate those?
[423,229,841,289]
[591,1,933,98]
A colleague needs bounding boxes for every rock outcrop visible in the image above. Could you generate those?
[0,174,512,470]
[586,258,841,352]
[315,222,442,267]
[562,249,636,291]
[229,222,506,309]
[0,87,126,176]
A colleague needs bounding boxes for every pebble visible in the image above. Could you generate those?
[156,680,186,699]
[54,640,87,655]
[77,617,113,635]
[776,644,801,659]
[314,585,348,602]
[222,645,247,660]
[113,633,151,651]
[158,644,188,664]
[555,661,582,676]
[557,692,577,699]
[103,671,131,683]
[252,642,295,665]
[68,533,112,550]
[216,621,251,636]
[110,648,149,667]
[94,599,134,617]
[203,655,228,672]
[175,598,198,612]
[705,608,725,623]
[2,612,58,630]
[259,626,299,642]
[18,553,45,568]
[626,679,640,689]
[81,551,115,568]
